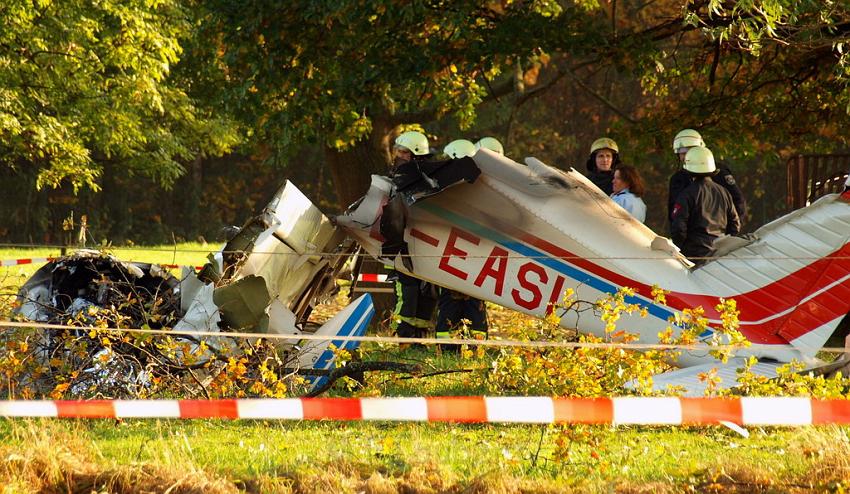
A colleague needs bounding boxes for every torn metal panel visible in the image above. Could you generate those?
[173,280,220,334]
[212,275,272,330]
[214,181,350,330]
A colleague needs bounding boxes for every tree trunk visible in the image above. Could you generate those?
[324,118,394,211]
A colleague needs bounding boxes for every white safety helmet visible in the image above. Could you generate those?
[683,146,716,174]
[394,130,430,156]
[474,136,504,155]
[673,129,705,153]
[444,139,476,159]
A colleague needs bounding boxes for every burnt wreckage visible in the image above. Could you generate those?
[13,155,480,390]
[14,184,370,391]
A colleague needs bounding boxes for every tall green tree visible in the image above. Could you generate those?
[202,1,850,207]
[201,0,577,206]
[0,0,241,193]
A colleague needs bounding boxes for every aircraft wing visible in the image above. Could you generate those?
[634,358,788,396]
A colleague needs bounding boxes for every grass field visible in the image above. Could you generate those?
[2,415,849,492]
[2,245,850,492]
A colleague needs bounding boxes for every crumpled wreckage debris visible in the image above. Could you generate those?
[16,250,181,328]
[13,181,374,395]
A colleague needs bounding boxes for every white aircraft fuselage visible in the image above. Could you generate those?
[338,150,850,370]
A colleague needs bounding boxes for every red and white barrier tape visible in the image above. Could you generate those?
[2,397,850,425]
[0,257,54,267]
[0,257,201,270]
[160,264,203,270]
[357,273,389,282]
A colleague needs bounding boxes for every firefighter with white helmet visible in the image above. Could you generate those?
[393,130,431,166]
[667,128,747,225]
[683,146,716,173]
[444,139,477,159]
[670,147,741,266]
[474,136,504,155]
[388,129,437,346]
[585,137,622,195]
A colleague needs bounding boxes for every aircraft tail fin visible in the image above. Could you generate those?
[693,194,850,356]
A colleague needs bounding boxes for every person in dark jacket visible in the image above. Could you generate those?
[388,130,437,345]
[671,147,741,266]
[585,137,622,195]
[435,139,489,352]
[667,129,747,227]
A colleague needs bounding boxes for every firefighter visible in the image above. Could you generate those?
[444,139,476,159]
[392,130,431,167]
[668,129,747,226]
[474,136,505,155]
[670,147,741,266]
[435,139,490,352]
[388,130,437,346]
[585,137,622,195]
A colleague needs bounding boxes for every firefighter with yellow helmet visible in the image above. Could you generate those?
[585,137,622,195]
[387,129,437,346]
[393,130,431,166]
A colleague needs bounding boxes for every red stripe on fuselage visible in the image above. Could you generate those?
[410,228,440,247]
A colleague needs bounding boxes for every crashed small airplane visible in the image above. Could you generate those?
[14,149,850,394]
[336,149,850,393]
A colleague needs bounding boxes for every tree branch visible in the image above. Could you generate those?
[304,360,422,397]
[564,67,638,124]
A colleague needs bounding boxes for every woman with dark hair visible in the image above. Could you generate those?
[585,137,623,195]
[611,165,647,223]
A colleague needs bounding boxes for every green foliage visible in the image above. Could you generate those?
[486,288,673,397]
[0,0,241,192]
[198,1,572,155]
[731,357,850,398]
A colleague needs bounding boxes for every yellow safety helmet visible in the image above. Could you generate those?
[590,137,619,154]
[474,136,504,155]
[683,146,716,174]
[673,129,705,153]
[394,130,430,156]
[444,139,477,159]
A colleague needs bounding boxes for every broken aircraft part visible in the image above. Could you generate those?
[14,147,850,398]
[14,181,375,392]
[336,148,850,395]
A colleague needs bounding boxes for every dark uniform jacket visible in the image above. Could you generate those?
[586,169,614,195]
[668,164,746,224]
[671,176,741,264]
